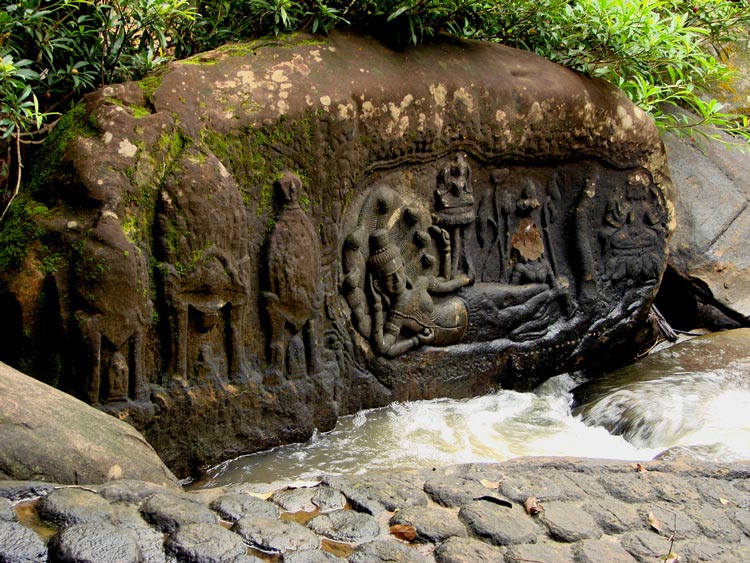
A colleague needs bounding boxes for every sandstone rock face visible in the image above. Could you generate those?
[0,362,178,486]
[0,32,672,475]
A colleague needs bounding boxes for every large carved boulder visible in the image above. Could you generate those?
[0,32,673,475]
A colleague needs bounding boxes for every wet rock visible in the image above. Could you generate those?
[434,536,506,563]
[311,486,346,513]
[583,498,643,534]
[540,502,602,542]
[307,509,380,543]
[348,540,430,563]
[165,523,246,563]
[337,472,428,513]
[596,473,659,504]
[109,505,168,563]
[0,497,16,522]
[389,506,467,543]
[0,481,56,502]
[0,521,47,563]
[0,362,177,486]
[48,522,139,563]
[576,538,638,563]
[505,541,574,563]
[282,550,344,562]
[209,492,281,522]
[233,516,320,553]
[97,480,178,504]
[424,476,498,508]
[320,476,384,516]
[684,504,744,543]
[458,500,541,546]
[36,487,115,528]
[140,492,217,533]
[500,472,584,503]
[272,488,318,513]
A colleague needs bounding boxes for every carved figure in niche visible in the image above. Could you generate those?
[74,210,151,404]
[433,153,475,278]
[342,226,371,338]
[508,178,572,321]
[476,168,511,282]
[599,168,666,283]
[367,229,471,357]
[157,150,251,384]
[264,171,322,378]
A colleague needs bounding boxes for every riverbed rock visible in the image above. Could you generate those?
[165,523,247,563]
[233,516,320,553]
[36,488,115,528]
[0,362,178,486]
[47,522,140,563]
[389,506,467,543]
[0,31,673,477]
[209,492,281,522]
[458,500,541,546]
[0,521,48,563]
[434,536,506,563]
[307,509,380,543]
[140,493,218,534]
[0,497,16,522]
[348,540,430,563]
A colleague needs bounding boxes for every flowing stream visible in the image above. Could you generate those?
[195,334,750,487]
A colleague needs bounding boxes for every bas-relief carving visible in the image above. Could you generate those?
[155,150,251,385]
[340,154,668,358]
[264,172,322,380]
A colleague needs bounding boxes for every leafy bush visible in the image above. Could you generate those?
[1,0,749,219]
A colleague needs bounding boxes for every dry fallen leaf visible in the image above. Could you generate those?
[636,463,648,473]
[719,497,729,506]
[648,511,662,533]
[662,552,681,563]
[524,496,544,515]
[480,479,500,490]
[390,524,417,541]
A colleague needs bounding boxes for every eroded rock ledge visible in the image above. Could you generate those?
[0,32,673,475]
[2,457,749,563]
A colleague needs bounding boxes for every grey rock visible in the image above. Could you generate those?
[320,476,384,516]
[48,522,139,563]
[339,472,428,512]
[307,510,379,543]
[0,521,47,563]
[210,493,281,522]
[500,473,584,504]
[389,506,467,542]
[645,503,700,538]
[0,481,56,503]
[679,539,730,562]
[140,492,217,533]
[165,523,246,563]
[458,500,541,546]
[348,540,430,563]
[282,549,344,562]
[424,476,499,508]
[596,473,659,504]
[583,498,643,535]
[576,538,638,563]
[272,488,318,513]
[540,502,602,542]
[0,497,17,522]
[620,530,674,562]
[434,536,506,563]
[689,477,750,508]
[97,480,178,504]
[504,541,574,563]
[311,486,346,513]
[36,487,115,528]
[233,516,320,553]
[685,505,744,543]
[109,505,167,563]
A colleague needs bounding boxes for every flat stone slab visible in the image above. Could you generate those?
[209,492,280,522]
[140,492,217,533]
[458,500,541,546]
[0,521,47,563]
[36,488,115,528]
[47,523,139,563]
[233,516,320,553]
[165,523,247,563]
[307,509,380,543]
[389,506,467,543]
[434,536,506,563]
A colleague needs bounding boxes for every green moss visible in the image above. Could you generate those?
[138,65,170,101]
[0,196,45,272]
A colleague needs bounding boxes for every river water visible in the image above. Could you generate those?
[197,335,750,487]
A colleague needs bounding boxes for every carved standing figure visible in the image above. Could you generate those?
[265,171,322,377]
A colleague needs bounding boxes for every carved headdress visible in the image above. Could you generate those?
[367,229,403,276]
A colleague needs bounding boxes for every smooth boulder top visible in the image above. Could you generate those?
[0,361,178,486]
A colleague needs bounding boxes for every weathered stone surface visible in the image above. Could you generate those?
[0,362,178,485]
[424,475,500,508]
[348,540,430,563]
[539,502,602,542]
[434,536,506,563]
[0,497,16,522]
[505,541,574,563]
[96,480,178,504]
[140,492,218,533]
[48,522,139,563]
[660,122,750,326]
[307,509,380,543]
[209,492,281,522]
[389,506,467,543]
[0,31,673,476]
[233,516,320,553]
[458,500,541,546]
[311,486,346,513]
[582,498,643,534]
[271,488,318,513]
[576,538,638,563]
[0,481,57,503]
[165,523,246,563]
[333,472,429,513]
[282,550,344,563]
[0,521,47,563]
[36,488,115,528]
